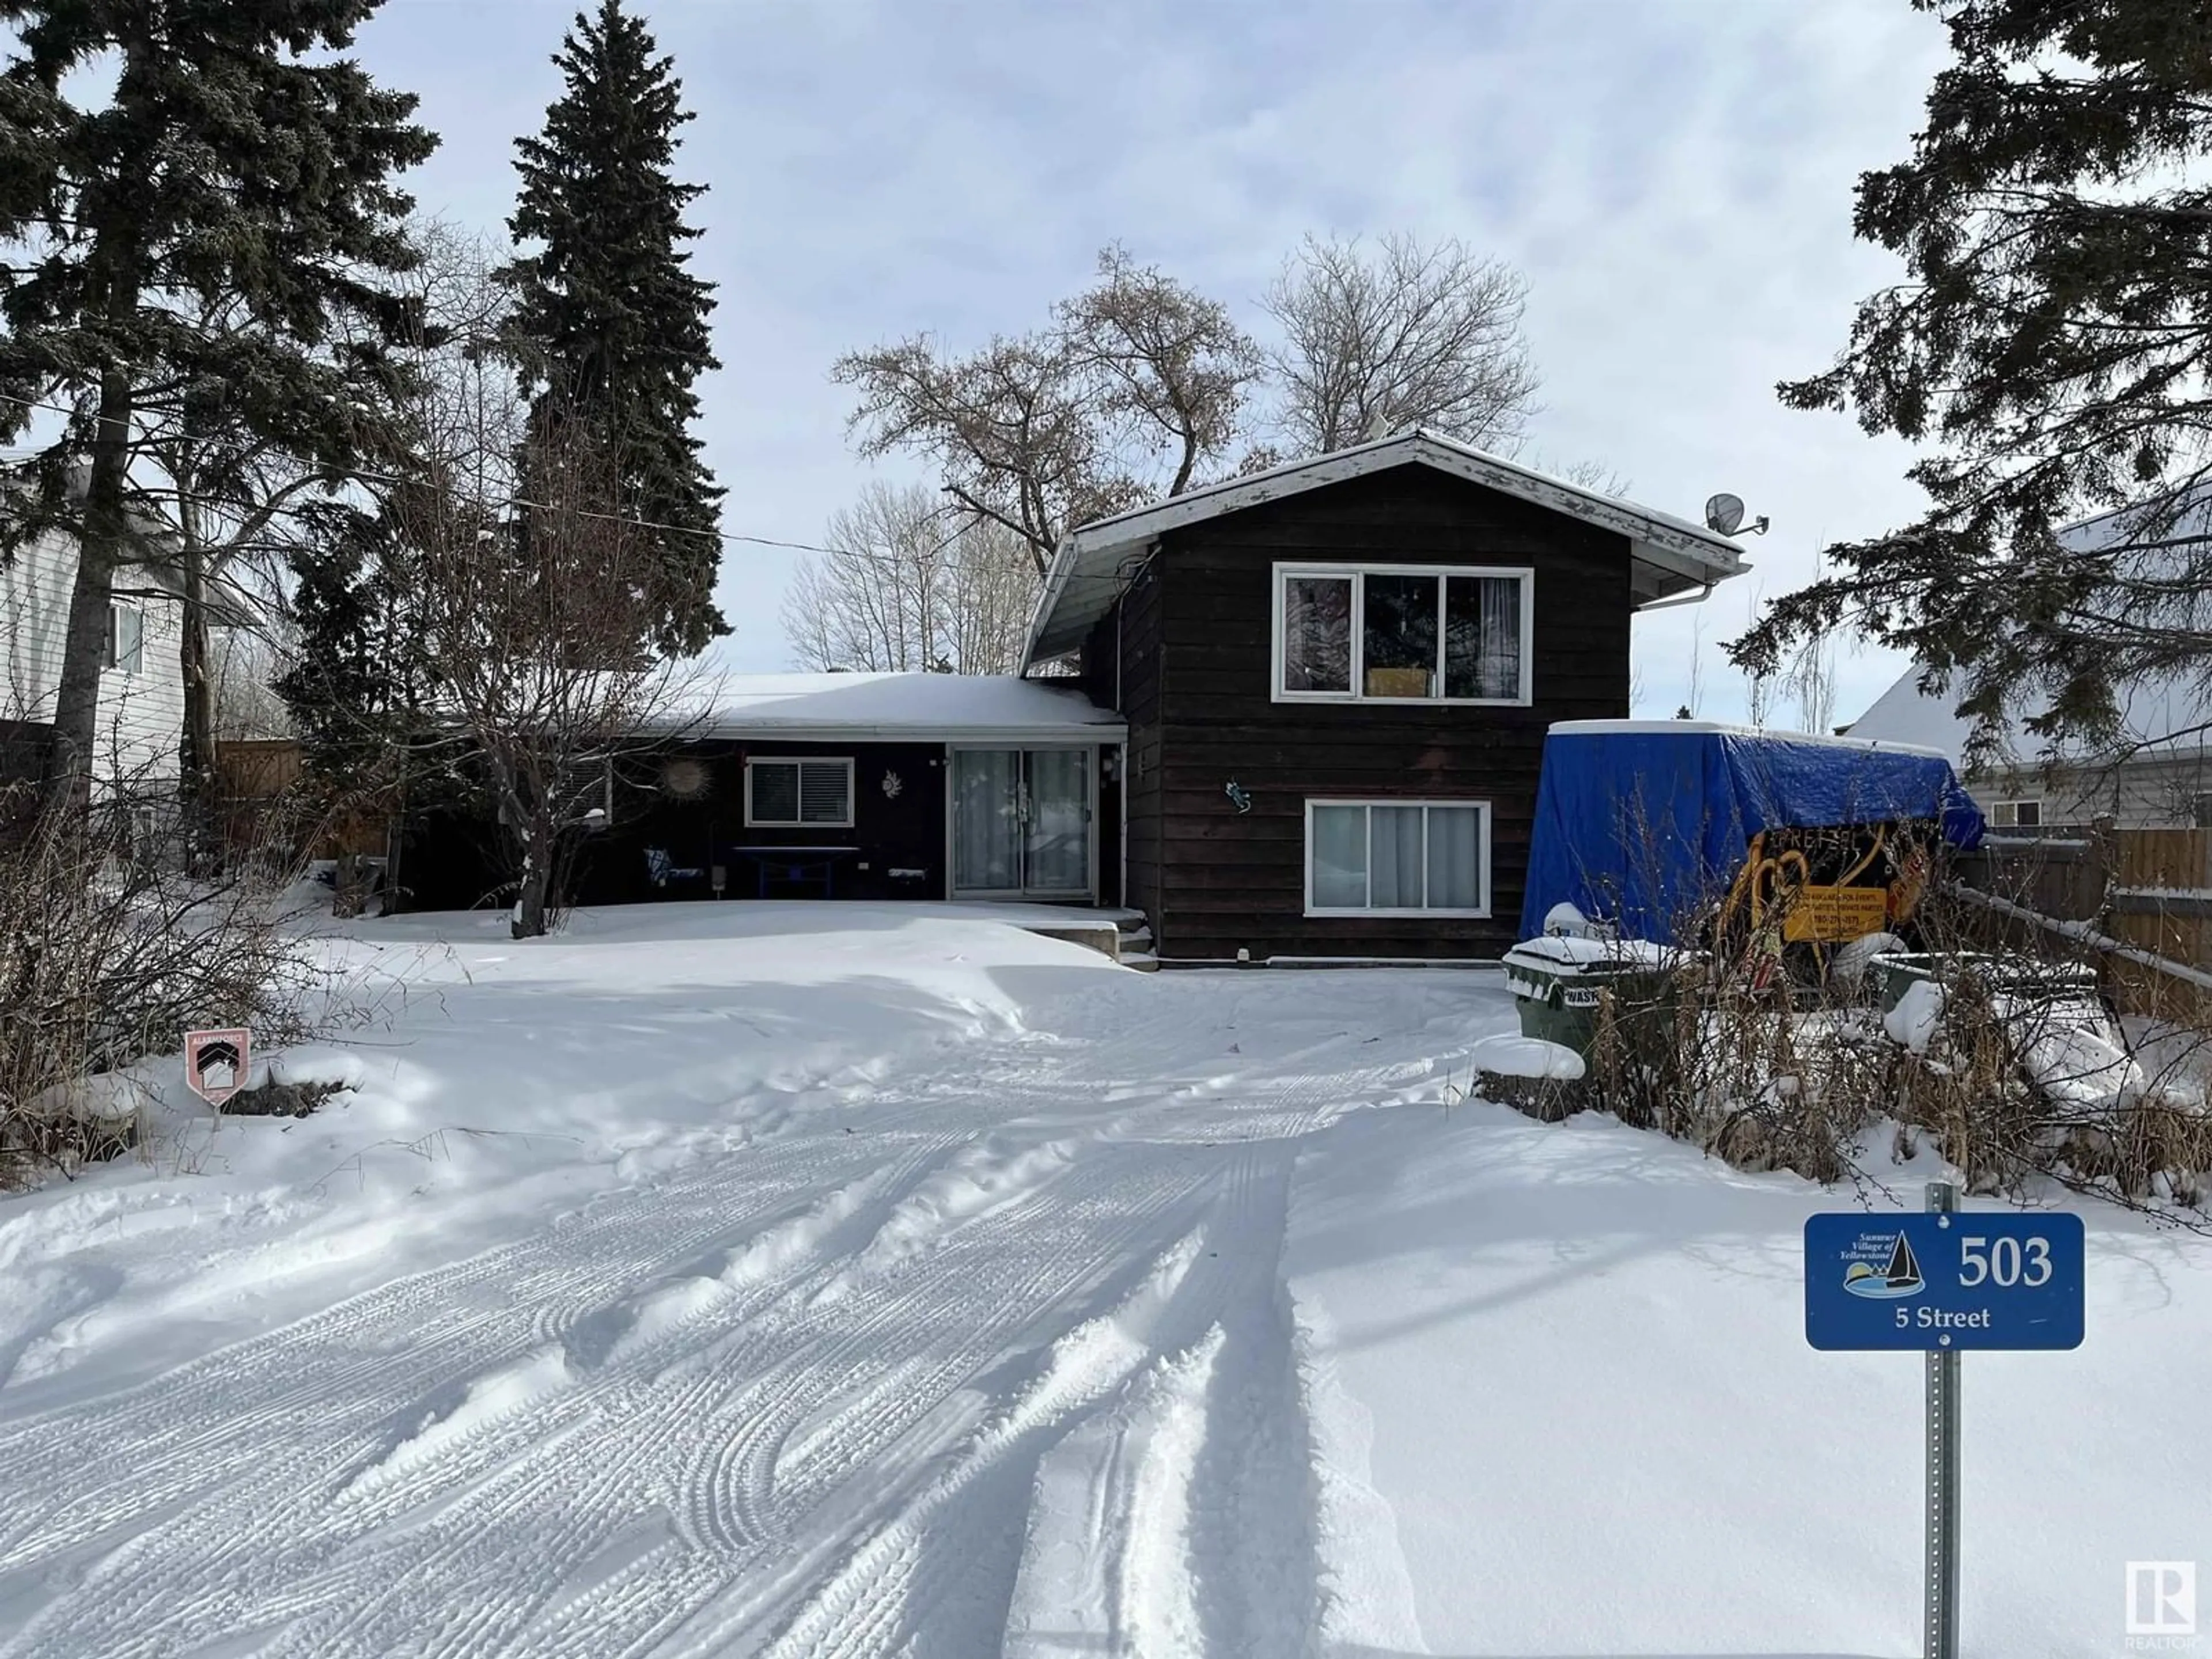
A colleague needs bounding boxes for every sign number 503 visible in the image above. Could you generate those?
[1958,1234,2053,1288]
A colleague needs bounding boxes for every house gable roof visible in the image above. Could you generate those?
[1021,427,1754,664]
[1843,495,2212,768]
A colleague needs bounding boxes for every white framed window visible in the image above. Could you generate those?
[1305,798,1491,918]
[1990,800,2042,828]
[1272,562,1532,705]
[744,757,854,828]
[104,600,143,676]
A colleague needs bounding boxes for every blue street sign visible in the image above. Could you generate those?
[1804,1210,2085,1351]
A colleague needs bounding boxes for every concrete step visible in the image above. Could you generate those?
[1119,923,1154,952]
[1119,950,1160,973]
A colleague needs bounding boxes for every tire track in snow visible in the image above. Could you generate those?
[1002,1325,1228,1658]
[743,1224,1217,1659]
[0,1002,1373,1659]
[713,1145,1272,1659]
[243,1126,1190,1659]
[274,1132,1196,1659]
[0,1132,972,1659]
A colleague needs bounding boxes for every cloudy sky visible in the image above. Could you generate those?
[361,0,1951,724]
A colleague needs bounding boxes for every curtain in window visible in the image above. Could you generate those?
[953,749,1021,891]
[1283,575,1353,692]
[105,603,143,675]
[1369,806,1426,906]
[1024,749,1090,892]
[798,762,849,824]
[1426,806,1483,910]
[1444,577,1520,699]
[1310,806,1367,907]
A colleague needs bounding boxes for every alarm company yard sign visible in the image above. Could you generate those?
[184,1028,252,1107]
[1805,1208,2085,1351]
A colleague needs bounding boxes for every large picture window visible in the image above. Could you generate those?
[1274,563,1531,704]
[1305,800,1490,917]
[745,757,854,828]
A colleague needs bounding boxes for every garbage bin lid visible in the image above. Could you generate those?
[1503,935,1685,973]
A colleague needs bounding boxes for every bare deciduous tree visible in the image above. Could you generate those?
[782,482,1039,675]
[833,247,1262,576]
[396,360,701,939]
[1261,232,1540,456]
[1057,245,1263,498]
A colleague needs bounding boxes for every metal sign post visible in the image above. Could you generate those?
[1923,1180,1960,1659]
[1804,1188,2084,1659]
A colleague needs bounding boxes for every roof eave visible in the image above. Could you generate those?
[1021,429,1753,666]
[676,721,1127,744]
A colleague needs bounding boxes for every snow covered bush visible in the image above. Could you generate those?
[1488,892,2211,1219]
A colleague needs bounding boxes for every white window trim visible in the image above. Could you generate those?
[1270,561,1535,707]
[1990,799,2043,828]
[1303,797,1493,919]
[743,755,856,830]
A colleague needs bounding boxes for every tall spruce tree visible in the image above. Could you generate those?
[1732,0,2212,760]
[499,0,725,657]
[0,0,435,806]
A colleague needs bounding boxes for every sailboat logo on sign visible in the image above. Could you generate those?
[1841,1230,1926,1300]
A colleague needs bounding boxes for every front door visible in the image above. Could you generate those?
[951,748,1093,899]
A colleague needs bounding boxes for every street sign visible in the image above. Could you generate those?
[184,1028,252,1107]
[1805,1208,2084,1351]
[1806,1184,2087,1659]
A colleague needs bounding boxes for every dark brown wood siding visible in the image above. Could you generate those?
[1084,552,1165,926]
[565,739,952,906]
[1145,466,1632,960]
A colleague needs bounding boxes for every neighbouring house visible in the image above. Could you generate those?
[1844,666,2212,831]
[1842,501,2212,832]
[395,430,1755,957]
[0,522,185,801]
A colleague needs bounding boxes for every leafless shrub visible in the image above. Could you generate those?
[397,398,709,938]
[1486,815,2211,1222]
[0,760,331,1190]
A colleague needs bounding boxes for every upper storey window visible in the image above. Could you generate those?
[1274,563,1532,704]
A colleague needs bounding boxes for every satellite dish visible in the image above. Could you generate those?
[1704,493,1747,536]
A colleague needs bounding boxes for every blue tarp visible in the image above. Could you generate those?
[1517,724,1986,943]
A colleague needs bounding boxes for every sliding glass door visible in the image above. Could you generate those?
[950,747,1094,899]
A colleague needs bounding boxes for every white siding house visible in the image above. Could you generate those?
[1,528,186,791]
[1845,665,2212,830]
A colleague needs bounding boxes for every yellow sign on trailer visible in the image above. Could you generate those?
[1782,884,1892,942]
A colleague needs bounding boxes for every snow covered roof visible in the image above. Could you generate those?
[1022,428,1755,664]
[1846,668,2212,768]
[1842,498,2212,767]
[1551,717,1950,760]
[673,672,1125,743]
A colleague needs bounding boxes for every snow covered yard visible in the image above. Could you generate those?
[0,902,2206,1658]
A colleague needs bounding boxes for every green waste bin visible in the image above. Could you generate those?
[1871,951,2097,1017]
[1502,936,1691,1060]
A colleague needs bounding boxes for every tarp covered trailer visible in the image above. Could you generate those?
[1518,720,1986,952]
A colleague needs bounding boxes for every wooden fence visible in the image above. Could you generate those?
[1956,823,2212,1020]
[211,738,387,861]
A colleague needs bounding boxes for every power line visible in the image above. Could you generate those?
[0,384,1141,588]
